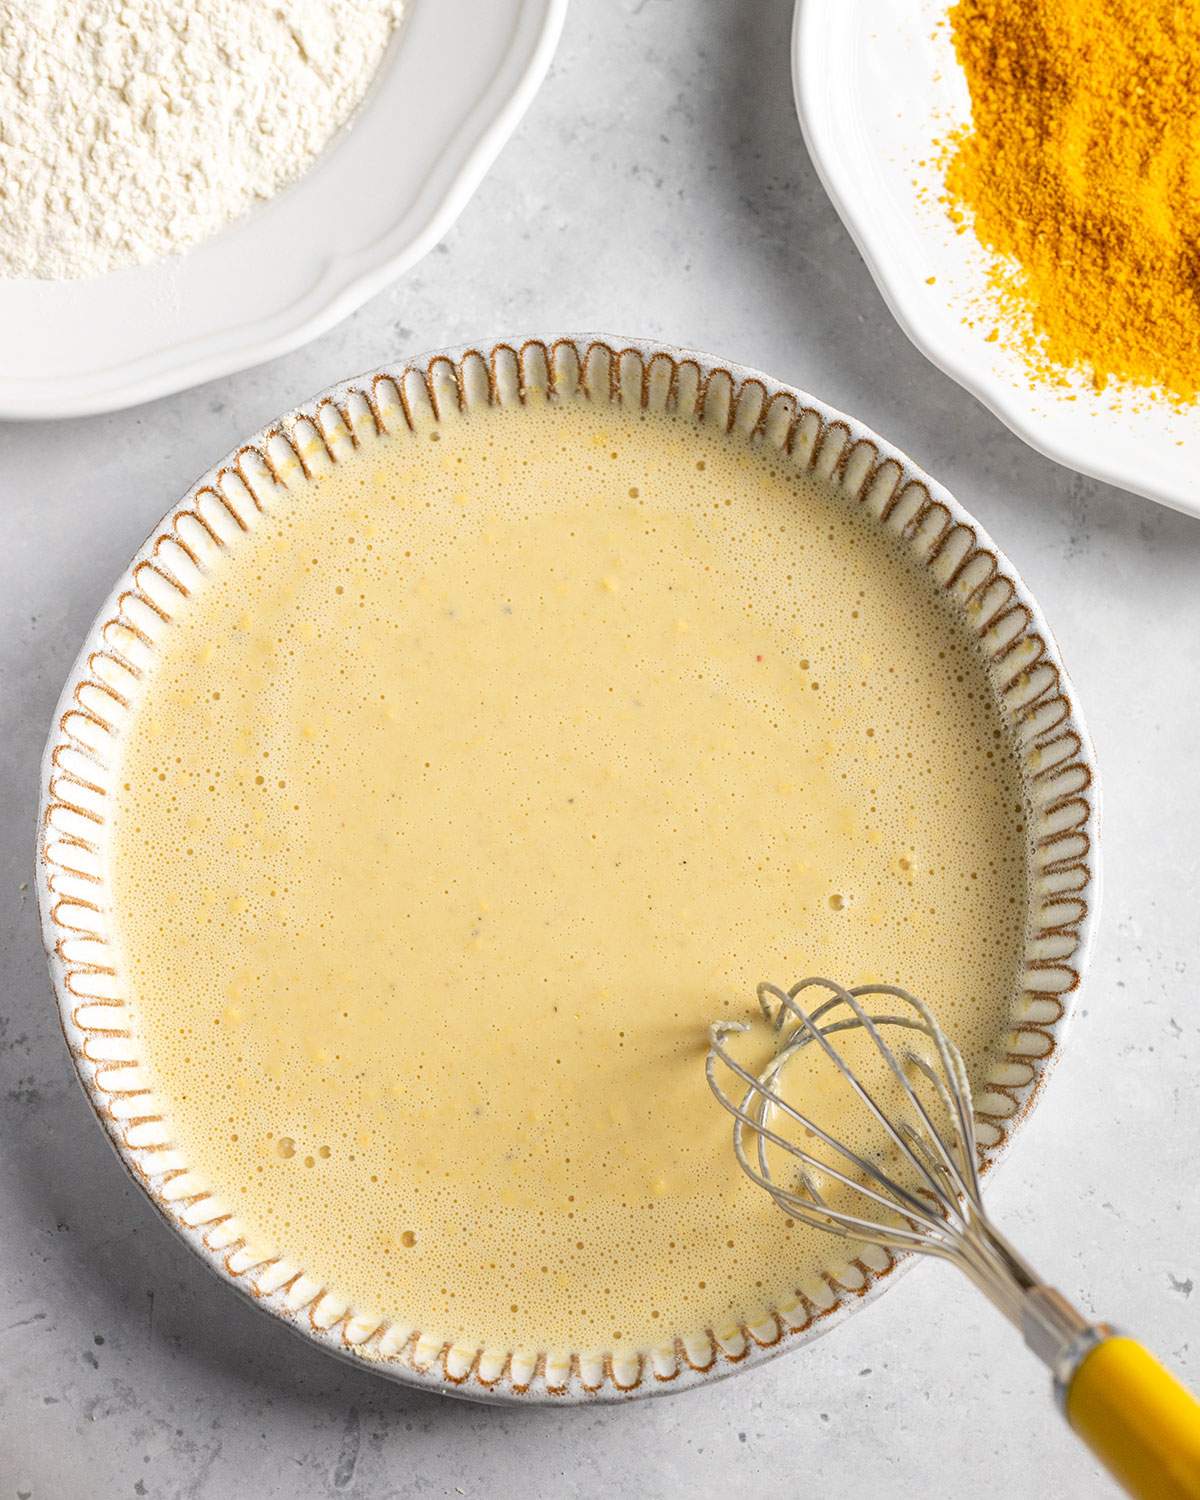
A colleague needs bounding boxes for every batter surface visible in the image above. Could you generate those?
[110,395,1029,1355]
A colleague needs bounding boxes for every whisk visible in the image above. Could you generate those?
[707,978,1200,1499]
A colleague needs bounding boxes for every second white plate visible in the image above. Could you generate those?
[0,0,566,420]
[793,0,1197,517]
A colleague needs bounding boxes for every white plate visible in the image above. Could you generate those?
[0,0,566,420]
[793,0,1198,517]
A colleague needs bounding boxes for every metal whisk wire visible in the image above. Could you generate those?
[710,980,974,1251]
[706,978,1078,1341]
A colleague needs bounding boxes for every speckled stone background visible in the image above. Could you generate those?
[2,3,1197,1496]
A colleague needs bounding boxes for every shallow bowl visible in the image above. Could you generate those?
[1,0,566,419]
[37,336,1099,1401]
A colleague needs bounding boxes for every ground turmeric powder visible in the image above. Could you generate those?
[942,0,1200,404]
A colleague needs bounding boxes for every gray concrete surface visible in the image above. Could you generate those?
[2,2,1197,1496]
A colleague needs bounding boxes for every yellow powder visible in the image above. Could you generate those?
[942,0,1200,403]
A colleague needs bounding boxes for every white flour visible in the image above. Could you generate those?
[0,0,404,280]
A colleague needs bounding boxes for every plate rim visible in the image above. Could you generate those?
[791,0,1198,520]
[0,0,568,421]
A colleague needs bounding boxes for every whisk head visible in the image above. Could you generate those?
[706,978,987,1264]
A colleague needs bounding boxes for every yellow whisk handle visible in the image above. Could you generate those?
[1065,1336,1200,1499]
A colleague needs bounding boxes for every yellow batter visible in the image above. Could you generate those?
[109,395,1029,1356]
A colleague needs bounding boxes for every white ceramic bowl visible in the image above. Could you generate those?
[793,0,1199,517]
[0,0,566,420]
[38,337,1099,1401]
